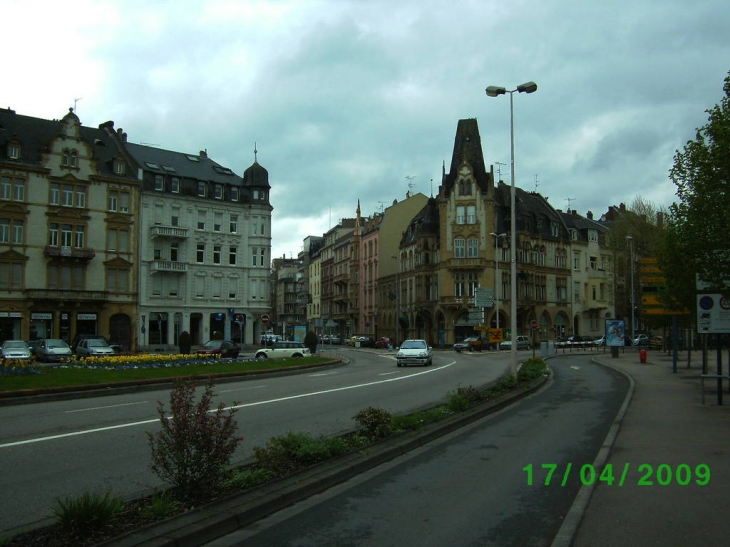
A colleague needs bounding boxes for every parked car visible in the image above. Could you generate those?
[649,336,663,350]
[319,335,341,345]
[634,334,650,346]
[469,336,493,351]
[500,335,531,350]
[396,339,433,367]
[197,340,241,358]
[594,335,606,347]
[33,339,72,362]
[71,334,121,354]
[453,337,478,352]
[556,335,588,349]
[255,341,311,359]
[75,338,116,357]
[261,334,282,346]
[355,337,376,348]
[1,340,32,360]
[374,337,393,349]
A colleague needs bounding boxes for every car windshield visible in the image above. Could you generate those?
[88,340,109,347]
[4,342,27,349]
[46,340,68,348]
[401,341,426,350]
[205,341,223,348]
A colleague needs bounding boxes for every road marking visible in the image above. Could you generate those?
[309,372,338,377]
[0,361,455,449]
[219,385,267,394]
[65,401,149,413]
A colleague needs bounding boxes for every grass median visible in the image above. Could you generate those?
[0,355,331,393]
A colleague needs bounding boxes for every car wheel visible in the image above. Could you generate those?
[293,353,303,358]
[255,353,267,360]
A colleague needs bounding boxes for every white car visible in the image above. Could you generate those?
[1,340,32,360]
[499,335,531,350]
[396,339,433,367]
[75,338,116,357]
[255,341,311,359]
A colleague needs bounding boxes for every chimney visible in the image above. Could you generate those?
[200,149,208,158]
[587,211,593,220]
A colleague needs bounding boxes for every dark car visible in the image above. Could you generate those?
[197,340,241,358]
[374,337,393,349]
[357,337,376,348]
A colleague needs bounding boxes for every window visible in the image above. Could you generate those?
[590,256,597,270]
[467,273,479,296]
[62,150,78,168]
[454,238,465,258]
[550,222,560,237]
[556,248,566,268]
[252,247,266,267]
[214,185,223,199]
[74,226,85,247]
[454,273,465,296]
[229,246,237,265]
[467,238,479,258]
[195,275,205,297]
[230,187,239,201]
[557,278,567,302]
[171,177,180,193]
[114,159,125,175]
[8,144,20,160]
[56,182,86,208]
[229,214,238,233]
[467,205,476,224]
[458,180,472,196]
[252,218,258,235]
[168,276,179,297]
[154,248,162,260]
[108,190,129,212]
[573,253,581,271]
[154,175,164,191]
[197,182,206,197]
[0,261,23,289]
[214,212,222,232]
[571,229,578,241]
[456,206,465,224]
[49,223,59,246]
[1,176,25,202]
[48,264,84,290]
[61,224,73,246]
[197,211,206,230]
[50,183,60,205]
[588,230,598,242]
[197,244,205,263]
[171,215,179,227]
[170,242,179,261]
[213,245,221,264]
[107,228,129,252]
[106,268,128,292]
[0,219,23,244]
[212,276,222,298]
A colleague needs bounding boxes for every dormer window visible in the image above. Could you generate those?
[114,159,125,175]
[154,175,164,191]
[198,181,206,197]
[62,149,78,168]
[214,184,223,199]
[8,143,20,160]
[230,187,239,201]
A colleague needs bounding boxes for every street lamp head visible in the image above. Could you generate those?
[490,232,507,237]
[486,86,506,97]
[516,81,538,94]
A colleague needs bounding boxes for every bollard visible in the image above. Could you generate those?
[639,349,647,364]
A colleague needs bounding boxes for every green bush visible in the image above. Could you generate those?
[147,379,243,499]
[223,468,274,490]
[518,357,549,382]
[353,406,393,439]
[141,490,181,520]
[304,330,318,354]
[252,432,350,478]
[52,490,125,533]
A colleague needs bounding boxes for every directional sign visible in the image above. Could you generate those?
[475,288,494,307]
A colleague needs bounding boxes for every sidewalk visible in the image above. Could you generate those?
[562,349,730,547]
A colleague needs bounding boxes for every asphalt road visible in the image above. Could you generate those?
[204,356,630,547]
[0,347,511,535]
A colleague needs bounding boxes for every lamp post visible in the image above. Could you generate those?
[391,255,399,345]
[486,81,538,378]
[490,232,507,333]
[626,235,635,343]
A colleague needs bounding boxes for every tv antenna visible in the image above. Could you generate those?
[565,197,576,212]
[534,174,540,193]
[73,97,82,112]
[495,161,507,182]
[405,175,416,195]
[377,201,386,213]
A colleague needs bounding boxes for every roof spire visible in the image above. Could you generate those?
[254,142,258,163]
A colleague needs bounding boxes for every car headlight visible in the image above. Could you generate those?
[418,352,427,358]
[396,351,404,358]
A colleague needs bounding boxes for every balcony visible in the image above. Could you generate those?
[26,288,108,301]
[44,246,95,261]
[150,260,188,273]
[444,257,488,270]
[150,225,189,239]
[441,296,476,307]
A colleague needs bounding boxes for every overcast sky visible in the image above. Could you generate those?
[5,0,728,259]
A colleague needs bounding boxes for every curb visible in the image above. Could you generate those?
[95,373,550,547]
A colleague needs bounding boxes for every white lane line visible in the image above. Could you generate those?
[309,372,338,377]
[219,385,268,394]
[65,401,149,414]
[0,361,455,449]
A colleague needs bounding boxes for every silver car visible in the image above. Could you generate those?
[76,338,115,357]
[1,340,32,360]
[33,339,73,362]
[499,335,531,350]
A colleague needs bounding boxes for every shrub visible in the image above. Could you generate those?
[141,490,181,520]
[353,406,393,440]
[223,467,274,490]
[52,489,124,533]
[252,432,350,478]
[178,331,192,354]
[518,357,549,382]
[147,379,243,499]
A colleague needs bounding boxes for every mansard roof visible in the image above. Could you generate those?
[441,118,492,196]
[401,197,440,248]
[494,181,567,239]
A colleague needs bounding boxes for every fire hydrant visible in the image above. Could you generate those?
[639,349,647,364]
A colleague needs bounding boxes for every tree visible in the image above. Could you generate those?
[669,72,730,289]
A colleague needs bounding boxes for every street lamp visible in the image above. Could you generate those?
[486,81,538,378]
[490,232,507,333]
[391,255,399,345]
[626,236,635,343]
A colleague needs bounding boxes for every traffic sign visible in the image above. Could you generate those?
[261,314,270,324]
[530,319,539,331]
